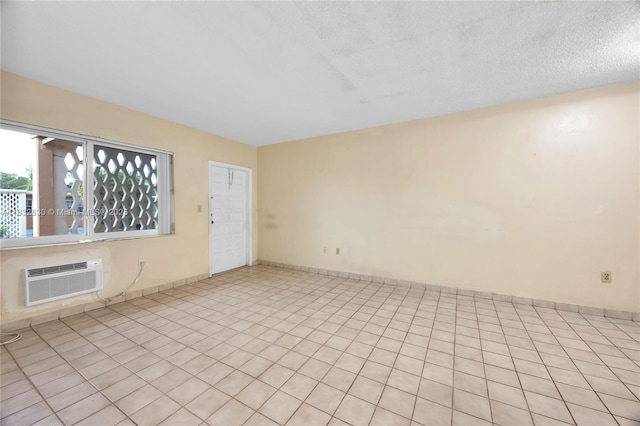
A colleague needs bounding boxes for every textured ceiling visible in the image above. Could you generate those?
[1,1,639,146]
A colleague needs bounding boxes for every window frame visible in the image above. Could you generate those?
[0,120,173,250]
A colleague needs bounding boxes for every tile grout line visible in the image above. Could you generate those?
[1,339,66,426]
[265,274,390,424]
[28,322,140,426]
[408,285,440,426]
[372,283,428,424]
[509,304,581,425]
[235,274,357,425]
[468,295,495,425]
[485,297,537,425]
[206,272,361,424]
[547,311,638,422]
[448,293,458,426]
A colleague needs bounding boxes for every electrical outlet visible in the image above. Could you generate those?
[197,204,202,213]
[336,248,340,255]
[601,271,612,283]
[323,247,327,254]
[138,260,146,269]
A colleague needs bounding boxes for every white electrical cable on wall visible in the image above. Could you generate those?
[95,263,145,303]
[0,332,22,345]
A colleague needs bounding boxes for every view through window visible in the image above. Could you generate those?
[0,125,172,247]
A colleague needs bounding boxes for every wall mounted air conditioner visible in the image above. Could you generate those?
[24,259,103,306]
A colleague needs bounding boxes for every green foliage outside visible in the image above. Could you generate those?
[0,167,33,190]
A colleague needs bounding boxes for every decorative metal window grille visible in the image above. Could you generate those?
[0,191,26,238]
[93,145,158,233]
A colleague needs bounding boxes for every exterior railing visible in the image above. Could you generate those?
[0,189,28,238]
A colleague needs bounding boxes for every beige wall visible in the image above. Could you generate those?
[0,71,258,323]
[258,82,640,313]
[2,72,637,322]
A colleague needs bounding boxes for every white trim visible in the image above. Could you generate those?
[85,140,96,240]
[1,234,85,250]
[157,153,172,235]
[208,160,253,277]
[0,230,160,250]
[0,189,32,194]
[0,233,171,251]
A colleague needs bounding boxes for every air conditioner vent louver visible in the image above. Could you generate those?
[28,262,88,277]
[24,259,102,306]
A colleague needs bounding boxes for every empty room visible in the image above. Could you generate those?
[0,1,639,425]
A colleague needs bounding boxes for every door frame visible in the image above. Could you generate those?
[208,160,253,277]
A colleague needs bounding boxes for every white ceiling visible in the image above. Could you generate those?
[1,1,638,146]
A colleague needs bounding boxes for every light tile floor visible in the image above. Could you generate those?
[1,266,639,426]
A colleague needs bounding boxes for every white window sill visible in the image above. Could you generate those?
[0,231,173,251]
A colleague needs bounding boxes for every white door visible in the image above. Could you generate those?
[209,162,251,275]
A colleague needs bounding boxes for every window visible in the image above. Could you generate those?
[0,122,173,249]
[93,145,159,233]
